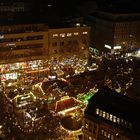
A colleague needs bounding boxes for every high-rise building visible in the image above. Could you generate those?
[0,24,90,63]
[48,26,90,59]
[0,23,90,81]
[86,10,140,52]
[83,86,140,140]
[0,1,33,23]
[0,24,48,64]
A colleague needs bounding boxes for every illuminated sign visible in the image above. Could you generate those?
[104,44,111,49]
[113,46,122,50]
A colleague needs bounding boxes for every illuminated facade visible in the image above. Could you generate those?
[87,11,140,52]
[48,27,90,59]
[0,24,90,81]
[0,24,48,64]
[83,87,140,140]
[0,24,90,63]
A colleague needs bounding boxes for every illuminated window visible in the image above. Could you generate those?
[89,137,92,140]
[121,119,124,124]
[107,133,111,139]
[74,32,79,36]
[76,23,80,27]
[116,118,120,124]
[67,33,72,37]
[110,134,114,140]
[99,110,103,117]
[113,116,116,123]
[83,31,88,34]
[96,108,99,115]
[60,33,65,37]
[106,113,110,120]
[53,34,58,37]
[104,131,107,137]
[101,129,104,135]
[124,121,127,126]
[85,123,88,129]
[110,114,113,121]
[103,111,106,118]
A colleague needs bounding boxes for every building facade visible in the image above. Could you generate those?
[0,24,90,81]
[0,24,90,63]
[83,87,140,140]
[0,24,48,64]
[86,11,140,52]
[48,26,90,59]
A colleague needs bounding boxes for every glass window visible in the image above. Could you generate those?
[107,133,111,139]
[101,129,104,135]
[110,114,113,121]
[104,131,107,137]
[121,119,124,125]
[89,137,92,140]
[99,110,103,117]
[85,123,88,129]
[110,134,114,140]
[60,33,65,37]
[53,34,58,37]
[116,117,120,124]
[74,32,79,36]
[103,111,106,118]
[96,108,99,115]
[113,116,116,123]
[106,113,110,120]
[83,31,88,34]
[67,33,72,37]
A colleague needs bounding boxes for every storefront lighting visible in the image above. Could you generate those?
[114,46,122,50]
[104,44,111,49]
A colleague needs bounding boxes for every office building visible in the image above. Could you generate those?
[86,10,140,52]
[83,86,140,140]
[0,24,48,64]
[48,26,90,59]
[0,23,90,81]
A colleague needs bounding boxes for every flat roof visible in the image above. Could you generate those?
[90,11,140,22]
[85,86,140,122]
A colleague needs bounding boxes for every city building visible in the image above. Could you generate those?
[0,1,25,13]
[0,1,34,23]
[86,10,140,52]
[83,86,140,140]
[127,56,140,100]
[0,24,48,64]
[0,23,90,81]
[48,26,90,59]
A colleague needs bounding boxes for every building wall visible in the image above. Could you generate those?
[92,17,114,51]
[48,26,90,59]
[0,24,48,64]
[86,12,140,52]
[114,21,140,51]
[83,116,133,140]
[0,24,90,64]
[83,108,139,140]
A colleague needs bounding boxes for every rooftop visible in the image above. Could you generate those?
[90,10,140,22]
[85,86,140,122]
